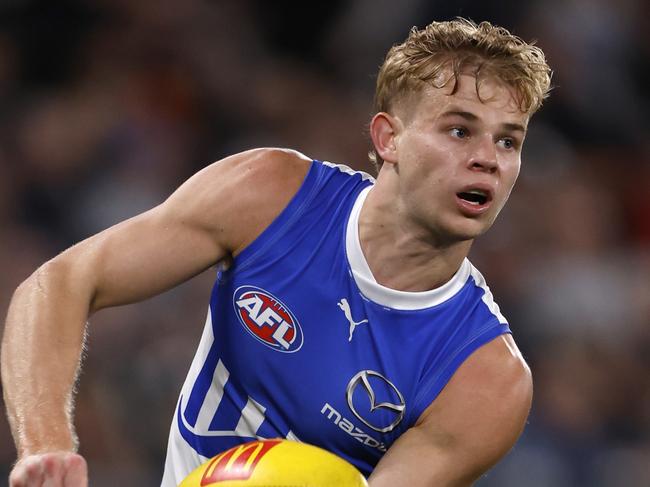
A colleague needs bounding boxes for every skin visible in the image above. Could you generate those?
[2,148,311,486]
[2,73,533,487]
[364,72,532,486]
[364,73,527,291]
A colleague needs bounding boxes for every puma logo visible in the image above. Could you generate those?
[337,298,369,342]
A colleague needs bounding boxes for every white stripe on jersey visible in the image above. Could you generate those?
[469,265,508,324]
[234,396,267,438]
[321,160,375,182]
[194,359,229,432]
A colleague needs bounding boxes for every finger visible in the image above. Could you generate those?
[62,454,88,487]
[42,455,64,487]
[12,456,45,487]
[25,456,46,485]
[9,467,26,487]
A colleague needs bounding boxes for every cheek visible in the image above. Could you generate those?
[510,159,522,185]
[498,160,521,202]
[502,155,521,183]
[403,128,449,155]
[411,138,457,173]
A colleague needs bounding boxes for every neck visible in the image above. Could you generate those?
[358,183,473,293]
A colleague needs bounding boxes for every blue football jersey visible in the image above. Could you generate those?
[161,160,511,485]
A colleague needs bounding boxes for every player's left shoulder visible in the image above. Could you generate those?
[419,333,532,427]
[369,335,532,486]
[456,333,532,405]
[416,334,532,477]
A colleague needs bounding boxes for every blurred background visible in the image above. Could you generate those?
[0,0,649,485]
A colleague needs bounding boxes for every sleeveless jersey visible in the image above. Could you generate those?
[161,160,511,485]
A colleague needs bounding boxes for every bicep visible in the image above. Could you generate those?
[55,147,310,312]
[75,204,223,312]
[369,335,533,487]
[56,187,226,314]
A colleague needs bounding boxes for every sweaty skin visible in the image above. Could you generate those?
[3,73,532,487]
[363,72,532,486]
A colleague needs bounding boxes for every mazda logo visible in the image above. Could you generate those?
[346,370,405,433]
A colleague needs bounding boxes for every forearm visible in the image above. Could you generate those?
[1,260,91,458]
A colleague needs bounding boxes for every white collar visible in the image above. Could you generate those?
[345,186,471,310]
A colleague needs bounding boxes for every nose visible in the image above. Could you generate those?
[468,135,498,174]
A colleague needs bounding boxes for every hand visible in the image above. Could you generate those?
[9,452,88,487]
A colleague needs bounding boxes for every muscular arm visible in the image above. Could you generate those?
[1,148,310,461]
[368,334,533,487]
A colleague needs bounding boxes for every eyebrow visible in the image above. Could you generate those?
[440,109,527,134]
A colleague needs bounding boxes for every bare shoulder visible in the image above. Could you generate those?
[199,147,311,194]
[163,147,313,256]
[369,334,532,486]
[15,148,312,313]
[418,334,532,471]
[419,333,532,427]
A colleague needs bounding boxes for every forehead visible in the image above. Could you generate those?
[404,73,528,126]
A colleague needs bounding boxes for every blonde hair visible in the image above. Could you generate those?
[370,18,552,170]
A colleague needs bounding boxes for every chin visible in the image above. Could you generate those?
[419,209,494,245]
[443,217,493,243]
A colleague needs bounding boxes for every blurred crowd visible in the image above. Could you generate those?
[0,0,648,485]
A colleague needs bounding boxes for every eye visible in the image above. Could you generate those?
[450,127,468,139]
[497,137,518,150]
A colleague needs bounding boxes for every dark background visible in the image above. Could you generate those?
[0,1,649,485]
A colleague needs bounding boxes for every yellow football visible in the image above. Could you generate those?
[178,439,368,487]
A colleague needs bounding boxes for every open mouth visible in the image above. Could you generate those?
[457,190,489,206]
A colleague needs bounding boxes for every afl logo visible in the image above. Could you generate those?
[233,286,304,353]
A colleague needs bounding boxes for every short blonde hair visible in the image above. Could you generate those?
[370,18,552,170]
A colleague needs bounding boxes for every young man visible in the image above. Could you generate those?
[3,18,551,487]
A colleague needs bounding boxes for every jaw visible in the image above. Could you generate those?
[372,164,505,248]
[397,187,499,245]
[419,204,500,247]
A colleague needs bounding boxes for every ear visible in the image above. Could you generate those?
[369,112,399,165]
